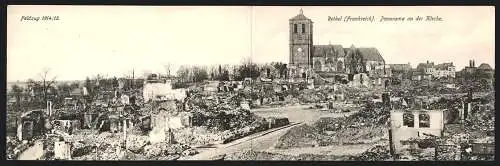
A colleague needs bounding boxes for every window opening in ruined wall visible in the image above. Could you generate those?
[403,112,414,127]
[419,114,430,128]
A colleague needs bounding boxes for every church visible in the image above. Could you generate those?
[288,9,387,79]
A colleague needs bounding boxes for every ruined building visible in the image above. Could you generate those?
[390,110,444,154]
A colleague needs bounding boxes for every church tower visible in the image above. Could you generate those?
[289,8,314,68]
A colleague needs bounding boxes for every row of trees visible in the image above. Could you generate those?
[175,58,289,84]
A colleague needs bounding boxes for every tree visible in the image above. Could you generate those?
[176,65,190,83]
[112,77,119,89]
[236,57,260,80]
[10,84,24,107]
[192,66,208,82]
[176,65,208,83]
[27,68,58,107]
[56,83,72,96]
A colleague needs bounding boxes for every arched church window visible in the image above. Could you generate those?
[302,24,306,33]
[403,112,414,127]
[314,61,322,70]
[337,61,343,72]
[293,24,298,33]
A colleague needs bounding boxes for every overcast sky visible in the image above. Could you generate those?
[7,6,495,81]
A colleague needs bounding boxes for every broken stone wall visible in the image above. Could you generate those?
[391,127,419,154]
[54,141,71,160]
[390,110,445,155]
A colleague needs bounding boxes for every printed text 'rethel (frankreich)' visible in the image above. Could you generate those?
[328,15,443,22]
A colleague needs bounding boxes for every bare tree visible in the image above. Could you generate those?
[237,57,260,80]
[29,68,58,104]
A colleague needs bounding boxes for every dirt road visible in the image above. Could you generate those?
[179,123,301,160]
[18,140,44,160]
[252,104,358,124]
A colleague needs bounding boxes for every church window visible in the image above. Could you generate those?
[314,61,322,70]
[302,24,306,33]
[293,24,298,33]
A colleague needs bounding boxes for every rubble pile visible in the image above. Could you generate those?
[71,141,97,158]
[435,145,457,160]
[351,145,392,161]
[275,124,323,149]
[297,90,327,103]
[142,142,190,159]
[276,95,389,149]
[465,103,495,135]
[126,135,149,153]
[225,150,290,160]
[190,108,257,131]
[175,127,224,146]
[225,150,358,160]
[6,136,24,160]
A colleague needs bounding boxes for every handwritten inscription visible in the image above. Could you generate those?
[328,16,443,23]
[20,16,60,22]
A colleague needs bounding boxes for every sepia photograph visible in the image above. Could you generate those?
[6,6,495,161]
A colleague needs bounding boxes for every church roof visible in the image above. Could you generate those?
[312,45,345,58]
[417,62,435,69]
[289,9,311,21]
[357,47,384,62]
[290,14,311,21]
[478,63,493,70]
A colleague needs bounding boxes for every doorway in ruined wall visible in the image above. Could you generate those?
[403,112,415,127]
[22,121,34,140]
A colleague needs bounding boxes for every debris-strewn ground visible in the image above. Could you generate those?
[352,145,392,161]
[275,98,389,149]
[226,144,392,161]
[225,150,351,160]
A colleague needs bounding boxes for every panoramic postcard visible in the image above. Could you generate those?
[6,6,495,160]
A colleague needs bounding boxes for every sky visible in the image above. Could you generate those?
[7,6,495,81]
